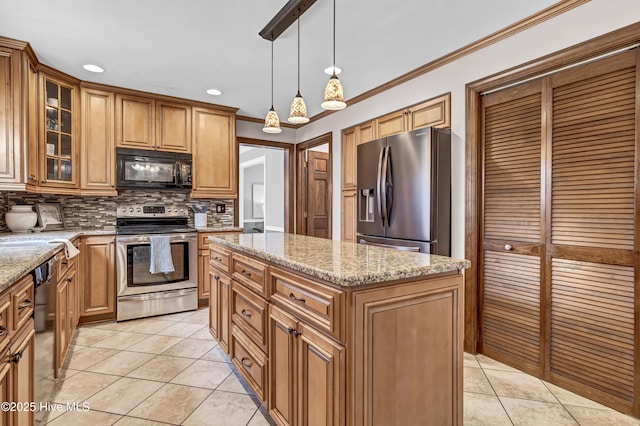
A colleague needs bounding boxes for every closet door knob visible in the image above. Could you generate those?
[504,244,513,251]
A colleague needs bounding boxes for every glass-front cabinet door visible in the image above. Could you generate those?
[40,73,78,190]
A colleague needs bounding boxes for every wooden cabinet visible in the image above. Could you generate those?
[156,101,191,152]
[191,107,237,198]
[0,47,22,188]
[0,273,36,426]
[209,266,231,352]
[375,93,451,138]
[341,128,356,191]
[269,304,345,426]
[80,87,116,195]
[79,235,115,320]
[341,191,357,242]
[376,109,407,138]
[38,70,80,192]
[55,241,80,376]
[198,250,211,304]
[115,94,155,150]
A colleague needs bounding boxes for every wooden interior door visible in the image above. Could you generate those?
[480,80,544,376]
[306,151,331,239]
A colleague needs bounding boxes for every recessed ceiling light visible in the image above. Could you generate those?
[82,64,104,73]
[324,66,342,75]
[206,88,222,96]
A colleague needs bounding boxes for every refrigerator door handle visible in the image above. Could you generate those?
[384,146,393,225]
[377,146,386,227]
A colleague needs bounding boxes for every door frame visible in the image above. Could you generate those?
[295,132,333,237]
[464,22,640,355]
[236,137,295,233]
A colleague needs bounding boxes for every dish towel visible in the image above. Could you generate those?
[47,239,80,259]
[149,235,175,274]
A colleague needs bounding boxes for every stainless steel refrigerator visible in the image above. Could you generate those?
[356,127,451,254]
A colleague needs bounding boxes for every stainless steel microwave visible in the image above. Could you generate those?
[116,148,192,190]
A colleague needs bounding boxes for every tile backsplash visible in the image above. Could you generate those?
[1,190,234,232]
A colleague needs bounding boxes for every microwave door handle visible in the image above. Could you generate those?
[377,147,386,227]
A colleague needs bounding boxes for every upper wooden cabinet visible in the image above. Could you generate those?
[156,101,191,152]
[376,109,407,138]
[191,107,237,198]
[81,87,116,195]
[375,93,451,138]
[115,94,155,150]
[38,70,80,192]
[356,120,376,145]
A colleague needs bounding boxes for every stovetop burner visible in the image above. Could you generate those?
[116,204,195,235]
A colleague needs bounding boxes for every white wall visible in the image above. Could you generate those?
[294,0,640,258]
[236,120,297,143]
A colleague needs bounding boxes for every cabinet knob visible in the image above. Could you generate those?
[41,180,47,184]
[29,174,36,180]
[504,244,513,251]
[67,277,72,282]
[9,348,25,364]
[213,275,220,281]
[240,357,253,368]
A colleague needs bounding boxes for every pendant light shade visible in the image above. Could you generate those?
[322,0,346,111]
[288,16,309,123]
[263,40,283,134]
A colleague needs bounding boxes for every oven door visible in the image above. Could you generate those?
[116,233,197,297]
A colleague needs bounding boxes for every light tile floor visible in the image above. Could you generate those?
[41,308,640,425]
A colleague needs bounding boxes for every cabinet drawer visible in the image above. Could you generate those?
[270,267,344,341]
[11,274,34,334]
[231,253,268,298]
[198,233,213,250]
[210,244,231,275]
[231,281,268,352]
[0,292,10,353]
[231,325,267,404]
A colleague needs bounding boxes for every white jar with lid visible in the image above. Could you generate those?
[5,205,38,232]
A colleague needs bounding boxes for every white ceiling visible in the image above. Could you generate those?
[0,0,558,120]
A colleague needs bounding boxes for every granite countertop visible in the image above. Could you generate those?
[209,233,471,287]
[0,228,116,293]
[196,227,244,233]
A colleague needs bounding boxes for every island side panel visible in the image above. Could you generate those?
[351,272,463,426]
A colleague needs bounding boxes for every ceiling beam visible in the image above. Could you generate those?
[259,0,317,41]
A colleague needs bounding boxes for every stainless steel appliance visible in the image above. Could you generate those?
[34,255,57,425]
[116,204,197,321]
[357,127,451,254]
[116,147,192,190]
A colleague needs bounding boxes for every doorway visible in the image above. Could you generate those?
[237,137,294,233]
[296,133,332,239]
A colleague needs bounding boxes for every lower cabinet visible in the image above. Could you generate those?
[9,322,35,426]
[269,305,345,426]
[79,235,116,320]
[209,266,230,352]
[55,244,80,377]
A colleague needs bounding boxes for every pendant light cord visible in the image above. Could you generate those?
[271,39,274,107]
[332,0,336,70]
[297,15,301,92]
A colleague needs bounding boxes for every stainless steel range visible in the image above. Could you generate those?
[116,204,197,321]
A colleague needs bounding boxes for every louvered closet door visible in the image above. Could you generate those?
[480,80,543,375]
[548,50,637,410]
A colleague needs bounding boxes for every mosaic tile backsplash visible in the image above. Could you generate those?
[0,190,234,232]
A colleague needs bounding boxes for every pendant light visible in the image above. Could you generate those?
[321,0,346,110]
[288,15,309,123]
[263,40,283,133]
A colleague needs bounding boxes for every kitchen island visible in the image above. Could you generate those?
[208,232,470,426]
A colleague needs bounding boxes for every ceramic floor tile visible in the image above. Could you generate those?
[217,370,251,394]
[125,335,184,354]
[464,367,495,395]
[180,310,210,325]
[51,371,120,404]
[170,359,233,389]
[463,392,512,426]
[156,322,205,338]
[476,354,521,372]
[90,331,151,350]
[564,405,640,426]
[86,377,164,415]
[127,354,196,382]
[63,346,120,371]
[500,397,578,426]
[45,409,122,425]
[464,352,481,368]
[113,416,172,426]
[159,311,198,322]
[72,328,119,346]
[119,319,177,335]
[247,406,277,426]
[127,383,211,424]
[484,369,558,403]
[201,345,231,363]
[182,390,260,426]
[189,326,215,340]
[86,351,156,378]
[543,381,613,410]
[162,337,217,358]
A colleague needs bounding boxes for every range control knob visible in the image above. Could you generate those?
[128,207,134,212]
[174,208,178,212]
[179,208,185,213]
[136,207,141,212]
[120,207,126,212]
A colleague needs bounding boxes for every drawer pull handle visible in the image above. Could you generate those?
[289,293,306,304]
[286,327,301,337]
[18,299,32,310]
[241,270,252,277]
[214,256,223,262]
[241,309,252,318]
[240,357,253,368]
[213,275,220,281]
[0,326,7,337]
[9,348,24,364]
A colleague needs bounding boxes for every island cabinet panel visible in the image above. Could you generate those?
[209,266,231,352]
[352,275,463,426]
[231,324,268,405]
